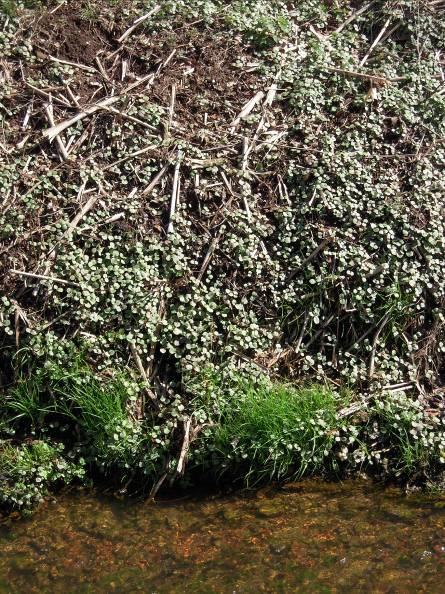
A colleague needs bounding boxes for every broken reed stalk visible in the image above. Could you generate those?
[230,91,265,129]
[242,76,281,163]
[359,17,392,68]
[95,56,110,81]
[44,100,69,161]
[103,105,156,130]
[368,312,391,379]
[9,269,80,287]
[118,5,161,43]
[286,236,335,283]
[176,417,192,475]
[48,54,97,73]
[338,396,372,418]
[146,293,166,380]
[43,96,120,141]
[165,83,176,141]
[104,143,159,170]
[42,72,156,142]
[129,342,158,408]
[40,184,96,275]
[197,232,221,281]
[26,82,72,107]
[142,164,169,196]
[149,472,169,499]
[294,311,309,354]
[334,1,377,34]
[67,194,99,235]
[324,67,405,84]
[167,150,182,234]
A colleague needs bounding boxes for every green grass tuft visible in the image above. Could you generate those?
[208,380,345,485]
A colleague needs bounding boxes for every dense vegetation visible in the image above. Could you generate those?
[1,0,445,511]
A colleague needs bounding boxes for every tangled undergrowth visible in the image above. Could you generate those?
[1,0,445,510]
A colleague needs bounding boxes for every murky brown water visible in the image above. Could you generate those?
[1,480,445,593]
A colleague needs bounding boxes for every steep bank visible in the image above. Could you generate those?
[1,0,445,510]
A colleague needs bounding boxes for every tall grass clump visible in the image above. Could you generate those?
[204,380,345,485]
[3,372,49,426]
[3,361,169,484]
[48,366,146,470]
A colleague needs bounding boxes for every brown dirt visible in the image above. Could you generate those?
[147,28,260,139]
[1,1,291,287]
[21,3,265,135]
[31,3,114,65]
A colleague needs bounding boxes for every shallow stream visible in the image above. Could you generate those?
[1,480,445,593]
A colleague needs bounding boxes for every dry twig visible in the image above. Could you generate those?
[44,100,69,161]
[118,6,161,43]
[9,269,80,287]
[129,342,158,409]
[334,1,377,34]
[167,150,182,234]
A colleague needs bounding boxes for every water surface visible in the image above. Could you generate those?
[1,480,445,593]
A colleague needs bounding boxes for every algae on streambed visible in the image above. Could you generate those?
[2,480,445,593]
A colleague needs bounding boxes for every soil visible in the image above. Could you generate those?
[147,28,260,138]
[31,4,114,65]
[1,1,280,287]
[20,3,267,139]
